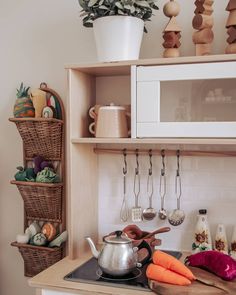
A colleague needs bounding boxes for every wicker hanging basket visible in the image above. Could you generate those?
[10,83,66,277]
[11,242,63,277]
[11,181,63,222]
[9,118,63,160]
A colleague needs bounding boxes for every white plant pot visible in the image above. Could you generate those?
[93,16,144,62]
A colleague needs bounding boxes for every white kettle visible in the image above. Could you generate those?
[89,103,130,138]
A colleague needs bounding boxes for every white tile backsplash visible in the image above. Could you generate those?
[98,153,236,251]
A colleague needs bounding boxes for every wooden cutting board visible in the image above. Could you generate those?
[149,267,236,295]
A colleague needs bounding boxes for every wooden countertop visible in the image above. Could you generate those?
[29,252,153,295]
[29,252,236,295]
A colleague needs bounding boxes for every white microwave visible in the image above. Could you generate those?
[134,61,236,138]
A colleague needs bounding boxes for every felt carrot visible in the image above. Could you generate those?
[153,250,195,281]
[146,263,192,286]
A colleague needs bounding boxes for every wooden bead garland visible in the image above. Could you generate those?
[226,0,236,54]
[192,0,214,56]
[163,0,181,58]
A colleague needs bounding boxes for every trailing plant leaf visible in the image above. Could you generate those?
[77,0,159,32]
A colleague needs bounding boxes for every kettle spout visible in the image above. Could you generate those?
[85,237,100,259]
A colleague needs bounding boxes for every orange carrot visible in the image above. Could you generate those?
[152,250,195,281]
[146,263,192,286]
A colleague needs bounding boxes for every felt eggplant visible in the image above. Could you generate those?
[33,156,54,174]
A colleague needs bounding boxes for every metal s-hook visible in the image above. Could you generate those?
[176,149,180,177]
[161,149,165,176]
[135,149,139,175]
[123,149,127,175]
[148,149,153,176]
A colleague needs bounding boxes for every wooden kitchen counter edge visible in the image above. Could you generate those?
[29,252,190,295]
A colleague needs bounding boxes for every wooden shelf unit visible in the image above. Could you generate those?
[66,55,236,260]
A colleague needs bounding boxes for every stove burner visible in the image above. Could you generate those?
[64,251,182,291]
[96,268,142,282]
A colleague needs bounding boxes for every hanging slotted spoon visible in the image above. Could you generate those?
[168,150,185,226]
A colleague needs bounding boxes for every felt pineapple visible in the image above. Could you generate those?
[13,83,35,118]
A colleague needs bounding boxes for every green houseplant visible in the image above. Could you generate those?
[78,0,159,62]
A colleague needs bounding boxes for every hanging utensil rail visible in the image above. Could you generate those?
[93,148,236,157]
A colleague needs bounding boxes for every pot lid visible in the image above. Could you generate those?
[104,230,132,244]
[100,103,125,110]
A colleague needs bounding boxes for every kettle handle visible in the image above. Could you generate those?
[136,240,152,267]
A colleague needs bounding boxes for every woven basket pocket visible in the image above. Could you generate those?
[11,181,63,222]
[11,242,63,277]
[9,118,63,159]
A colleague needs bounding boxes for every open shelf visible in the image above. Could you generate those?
[65,54,236,76]
[71,137,236,146]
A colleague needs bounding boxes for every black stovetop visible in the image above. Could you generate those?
[64,250,182,291]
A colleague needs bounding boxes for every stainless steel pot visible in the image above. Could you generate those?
[85,230,152,276]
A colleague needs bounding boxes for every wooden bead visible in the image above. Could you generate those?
[193,28,214,44]
[194,0,214,15]
[195,43,212,55]
[163,32,181,48]
[193,14,213,30]
[195,0,214,5]
[226,10,236,28]
[225,43,236,53]
[163,1,180,17]
[227,26,236,43]
[164,17,181,32]
[163,48,180,58]
[194,4,213,15]
[226,0,236,12]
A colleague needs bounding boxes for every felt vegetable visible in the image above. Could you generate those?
[13,83,35,118]
[41,223,57,241]
[30,88,47,118]
[33,156,44,174]
[146,263,192,286]
[42,106,56,118]
[36,167,60,183]
[153,250,195,281]
[32,233,47,246]
[49,231,68,247]
[16,233,30,244]
[185,250,236,281]
[33,156,53,174]
[14,166,36,181]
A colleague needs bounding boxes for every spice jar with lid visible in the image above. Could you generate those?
[192,209,212,253]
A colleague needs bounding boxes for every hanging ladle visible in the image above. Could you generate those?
[168,150,185,226]
[120,149,129,222]
[158,150,167,220]
[143,150,157,221]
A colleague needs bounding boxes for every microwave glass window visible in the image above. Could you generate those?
[160,79,236,122]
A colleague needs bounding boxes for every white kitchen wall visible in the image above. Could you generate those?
[0,0,230,295]
[98,152,236,251]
